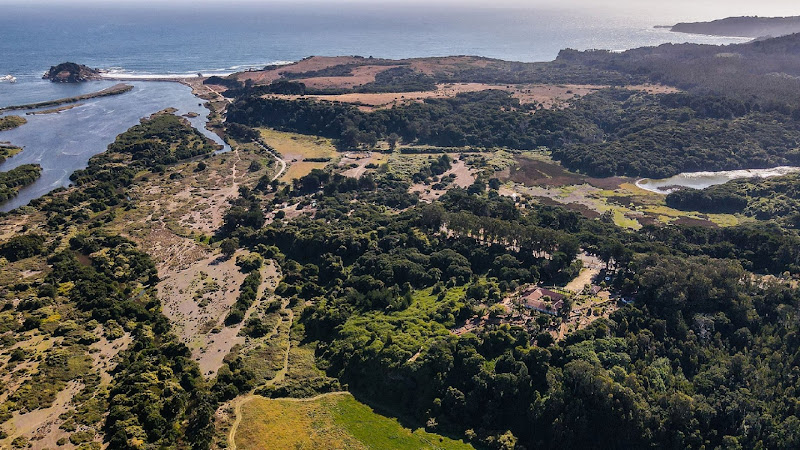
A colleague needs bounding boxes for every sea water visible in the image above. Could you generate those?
[0,2,755,84]
[0,2,781,209]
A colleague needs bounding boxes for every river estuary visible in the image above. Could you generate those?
[0,79,228,212]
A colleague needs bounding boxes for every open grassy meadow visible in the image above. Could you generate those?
[501,153,742,229]
[258,128,338,181]
[235,393,474,450]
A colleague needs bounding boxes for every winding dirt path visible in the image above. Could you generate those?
[230,148,241,189]
[199,82,286,183]
[228,304,294,450]
[228,395,251,450]
[268,307,294,387]
[206,84,233,105]
[252,140,287,182]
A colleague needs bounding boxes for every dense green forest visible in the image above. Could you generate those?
[0,164,41,202]
[557,33,800,107]
[228,87,800,178]
[666,173,800,227]
[550,90,800,177]
[209,164,800,449]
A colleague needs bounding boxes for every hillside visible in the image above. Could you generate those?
[670,15,800,38]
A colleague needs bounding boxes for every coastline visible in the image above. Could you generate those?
[100,75,232,148]
[666,29,757,41]
[25,103,83,115]
[0,78,228,212]
[0,83,133,113]
[102,75,222,101]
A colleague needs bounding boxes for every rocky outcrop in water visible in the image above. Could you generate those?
[43,62,102,82]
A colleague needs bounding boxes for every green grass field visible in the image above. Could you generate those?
[236,393,474,450]
[258,128,338,181]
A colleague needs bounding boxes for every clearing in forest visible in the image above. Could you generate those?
[235,393,474,450]
[258,128,338,181]
[498,154,742,229]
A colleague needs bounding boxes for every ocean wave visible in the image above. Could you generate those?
[99,72,216,80]
[97,60,296,79]
[228,61,293,70]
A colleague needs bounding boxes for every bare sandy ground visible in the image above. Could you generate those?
[90,330,132,385]
[339,151,379,178]
[564,253,603,293]
[295,64,403,89]
[109,148,273,377]
[410,158,476,202]
[0,214,43,242]
[183,77,226,101]
[1,328,135,447]
[158,251,248,376]
[3,381,82,449]
[158,253,280,377]
[122,149,244,238]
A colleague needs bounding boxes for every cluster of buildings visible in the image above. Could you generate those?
[518,286,566,316]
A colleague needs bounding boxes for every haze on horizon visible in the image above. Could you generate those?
[1,0,798,19]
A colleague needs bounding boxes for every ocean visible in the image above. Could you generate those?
[0,1,786,209]
[0,2,757,84]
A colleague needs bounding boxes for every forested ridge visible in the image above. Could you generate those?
[229,87,800,178]
[666,173,800,226]
[557,33,800,107]
[209,163,800,449]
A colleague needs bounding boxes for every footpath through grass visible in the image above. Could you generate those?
[236,393,474,450]
[257,128,337,181]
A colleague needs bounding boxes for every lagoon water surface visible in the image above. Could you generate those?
[0,81,227,212]
[636,166,800,194]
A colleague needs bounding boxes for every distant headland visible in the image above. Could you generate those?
[666,16,800,38]
[42,62,102,82]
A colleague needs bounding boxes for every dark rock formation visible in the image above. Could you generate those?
[43,62,102,82]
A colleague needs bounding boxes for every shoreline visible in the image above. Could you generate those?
[26,103,84,115]
[0,78,228,212]
[103,76,233,150]
[102,75,220,101]
[635,165,800,194]
[0,83,133,113]
[102,76,197,83]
